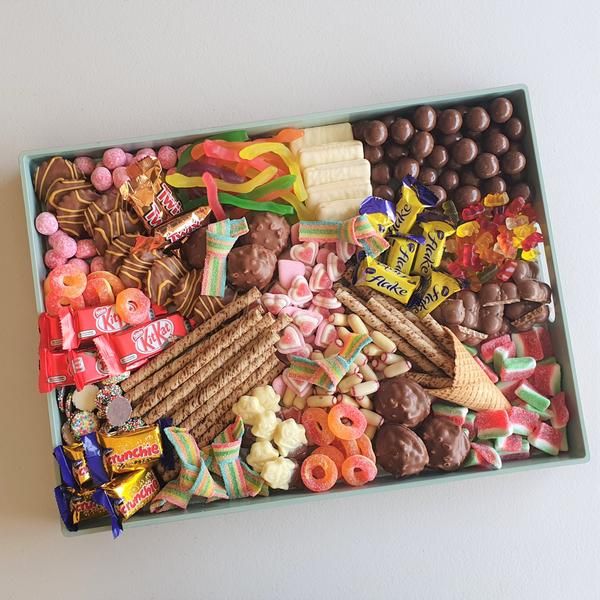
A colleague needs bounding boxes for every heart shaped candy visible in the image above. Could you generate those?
[313,290,342,309]
[294,344,313,359]
[326,252,346,282]
[288,275,313,306]
[309,263,332,292]
[314,321,337,348]
[309,304,331,320]
[290,241,319,266]
[290,222,301,245]
[336,240,356,262]
[271,375,286,397]
[283,368,312,395]
[277,325,305,354]
[278,260,306,290]
[293,309,323,337]
[262,292,291,315]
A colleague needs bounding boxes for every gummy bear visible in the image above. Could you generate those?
[521,248,539,262]
[505,215,530,230]
[521,232,543,251]
[513,223,536,242]
[496,259,518,282]
[483,192,510,208]
[505,196,526,217]
[456,221,480,238]
[462,203,485,221]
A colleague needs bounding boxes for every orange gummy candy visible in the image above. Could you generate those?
[301,453,338,493]
[115,288,151,325]
[341,454,377,487]
[327,403,367,441]
[301,407,335,446]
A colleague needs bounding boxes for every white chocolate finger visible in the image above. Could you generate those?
[290,123,353,155]
[360,408,384,428]
[337,394,360,407]
[304,159,370,188]
[370,331,397,353]
[298,140,363,169]
[338,373,363,393]
[307,179,372,206]
[383,359,412,379]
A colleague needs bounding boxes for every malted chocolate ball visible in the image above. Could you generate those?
[352,121,368,140]
[465,106,491,133]
[384,143,408,162]
[363,144,384,164]
[418,167,438,185]
[483,176,507,195]
[390,118,415,145]
[509,182,532,201]
[427,185,447,204]
[504,117,524,141]
[483,131,510,155]
[374,376,431,428]
[373,185,394,201]
[394,157,420,180]
[427,145,449,169]
[413,105,437,131]
[371,162,391,185]
[382,114,396,128]
[490,97,513,123]
[460,168,480,187]
[410,131,434,159]
[453,185,481,210]
[437,108,463,134]
[375,424,429,478]
[364,120,388,146]
[501,150,526,175]
[438,169,460,191]
[439,132,462,147]
[452,138,479,165]
[473,152,500,179]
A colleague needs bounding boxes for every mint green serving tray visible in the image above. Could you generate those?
[20,84,588,536]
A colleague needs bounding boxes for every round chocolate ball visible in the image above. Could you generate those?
[502,150,526,175]
[427,145,449,169]
[418,167,438,185]
[364,144,384,164]
[413,105,437,131]
[439,133,463,147]
[394,157,420,180]
[438,169,460,191]
[227,244,277,291]
[420,416,470,471]
[453,185,481,210]
[437,109,463,134]
[452,138,479,165]
[371,162,391,185]
[241,211,290,255]
[373,185,394,201]
[465,106,491,133]
[504,117,524,141]
[352,121,368,140]
[384,143,408,162]
[364,120,388,146]
[510,182,532,201]
[382,114,396,128]
[427,185,447,204]
[483,131,510,155]
[374,376,431,428]
[490,97,513,123]
[482,176,507,195]
[410,131,434,159]
[391,118,415,145]
[473,152,500,179]
[375,423,429,478]
[459,168,480,188]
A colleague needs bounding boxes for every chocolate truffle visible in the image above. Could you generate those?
[394,157,420,180]
[420,417,470,471]
[483,131,510,155]
[227,244,277,291]
[364,120,388,146]
[482,176,506,196]
[465,107,491,133]
[413,105,437,131]
[437,109,463,134]
[490,97,513,123]
[418,167,438,185]
[371,162,391,185]
[510,182,532,201]
[504,117,524,141]
[364,144,384,164]
[473,153,500,179]
[391,118,415,145]
[384,143,408,162]
[373,185,394,201]
[410,131,434,159]
[382,114,396,128]
[452,138,479,165]
[501,151,526,175]
[453,185,481,210]
[427,145,449,169]
[374,376,431,428]
[427,185,447,204]
[438,169,460,191]
[242,212,290,255]
[375,424,429,478]
[181,227,207,269]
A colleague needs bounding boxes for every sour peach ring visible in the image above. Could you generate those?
[301,407,335,446]
[327,403,367,441]
[115,288,151,325]
[312,445,345,480]
[165,165,277,193]
[301,453,338,493]
[357,434,376,463]
[83,278,115,307]
[87,271,125,295]
[45,292,85,316]
[341,455,377,487]
[47,264,87,299]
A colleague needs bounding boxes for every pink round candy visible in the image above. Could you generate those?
[74,156,96,176]
[124,152,134,165]
[135,147,156,161]
[91,166,113,192]
[157,146,177,169]
[67,258,90,275]
[44,249,67,269]
[112,166,130,189]
[48,229,68,248]
[90,256,106,272]
[176,144,190,159]
[75,239,97,259]
[35,211,58,236]
[102,148,127,170]
[53,234,77,258]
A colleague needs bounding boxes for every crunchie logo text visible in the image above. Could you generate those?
[93,306,126,334]
[365,267,408,297]
[121,476,160,516]
[132,319,175,355]
[106,443,161,467]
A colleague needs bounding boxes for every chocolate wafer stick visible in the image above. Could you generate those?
[405,372,453,389]
[335,286,441,375]
[121,287,261,392]
[127,308,264,414]
[191,354,283,446]
[366,296,454,375]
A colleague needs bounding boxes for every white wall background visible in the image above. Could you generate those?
[1,1,599,598]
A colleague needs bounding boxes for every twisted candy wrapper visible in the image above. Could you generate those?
[201,217,249,297]
[289,333,371,392]
[150,417,265,513]
[299,214,389,258]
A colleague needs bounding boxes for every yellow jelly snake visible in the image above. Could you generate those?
[165,165,277,193]
[239,142,308,202]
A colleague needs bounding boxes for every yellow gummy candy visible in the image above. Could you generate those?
[483,192,510,207]
[513,223,536,240]
[166,166,277,193]
[521,248,539,261]
[456,221,480,238]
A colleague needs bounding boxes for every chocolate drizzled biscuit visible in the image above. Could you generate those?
[104,234,139,274]
[84,188,124,237]
[92,209,141,254]
[119,248,163,289]
[51,188,101,238]
[145,255,187,306]
[34,157,85,202]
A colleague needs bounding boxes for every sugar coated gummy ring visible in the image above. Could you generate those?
[45,293,85,316]
[115,288,151,325]
[327,403,367,441]
[87,271,125,295]
[341,455,377,487]
[83,278,115,307]
[47,264,87,298]
[301,407,336,446]
[301,453,338,493]
[312,445,345,479]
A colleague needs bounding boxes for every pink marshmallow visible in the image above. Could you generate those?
[278,259,305,290]
[74,156,96,176]
[157,146,177,169]
[75,239,98,259]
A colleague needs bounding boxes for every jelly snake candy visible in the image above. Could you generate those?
[301,453,338,492]
[327,403,367,441]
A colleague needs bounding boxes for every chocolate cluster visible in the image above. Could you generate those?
[353,97,531,209]
[431,259,551,343]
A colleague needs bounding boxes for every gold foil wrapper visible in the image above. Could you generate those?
[63,443,92,488]
[70,489,107,525]
[98,425,162,476]
[102,469,160,520]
